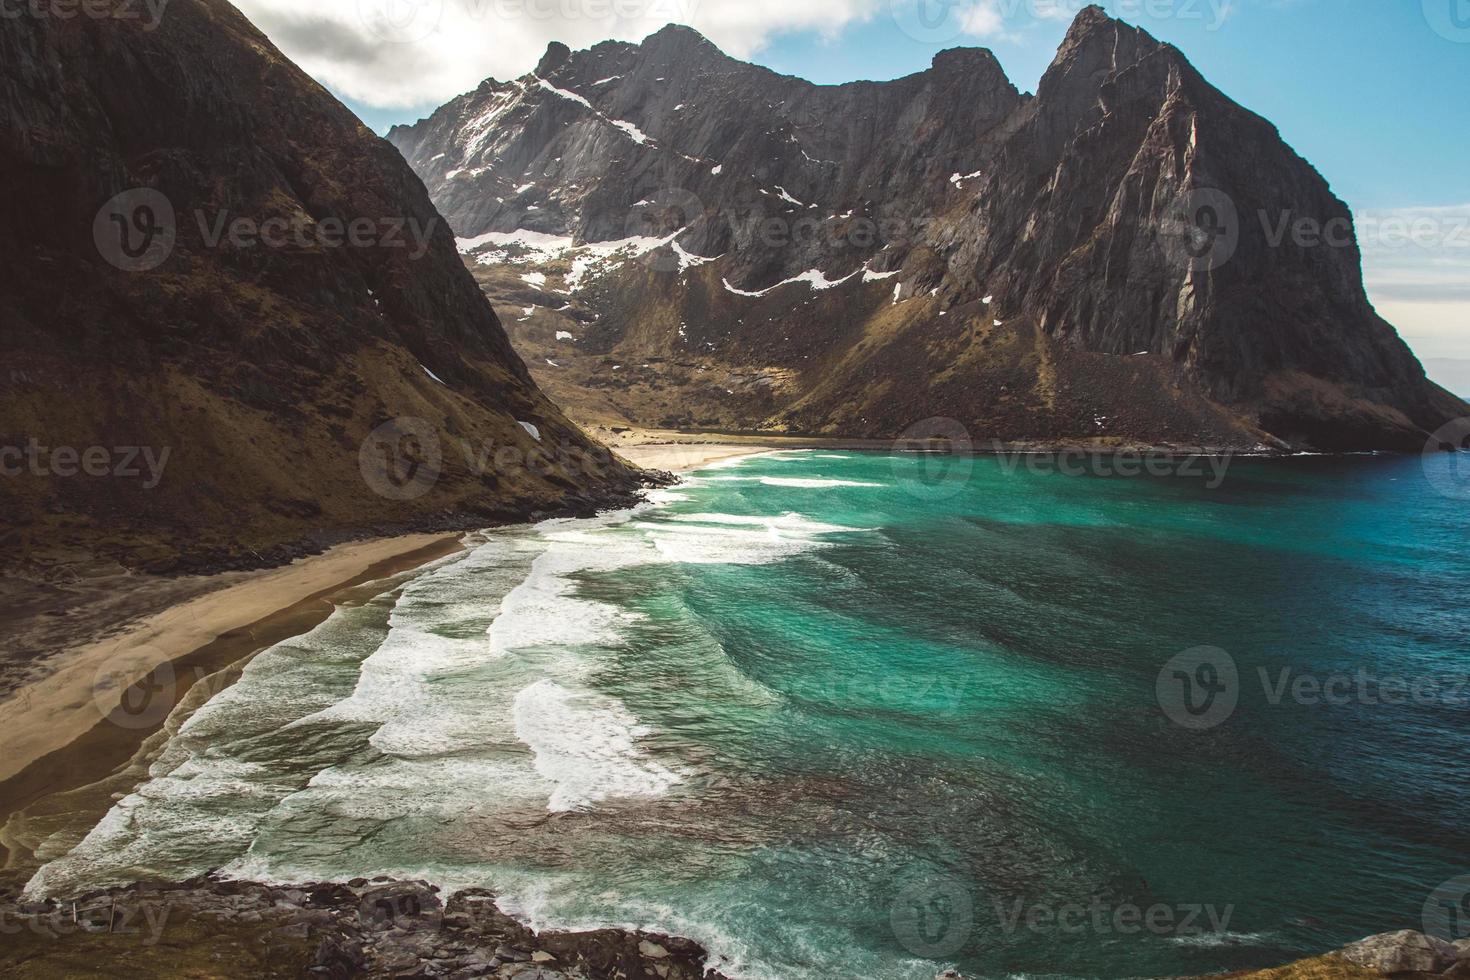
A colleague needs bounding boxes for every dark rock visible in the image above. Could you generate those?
[315,934,367,979]
[0,0,643,572]
[4,876,728,980]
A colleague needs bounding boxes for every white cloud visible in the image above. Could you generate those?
[958,1,1012,39]
[235,0,881,110]
[1359,204,1470,366]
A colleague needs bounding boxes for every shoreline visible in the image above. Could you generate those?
[0,875,732,980]
[0,448,764,865]
[0,532,466,857]
[0,443,1454,978]
[594,426,1377,460]
[0,433,1379,840]
[615,439,779,473]
[0,874,1449,980]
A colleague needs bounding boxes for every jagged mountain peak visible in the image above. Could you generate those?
[536,40,573,76]
[390,11,1466,452]
[930,45,1004,72]
[1065,2,1125,35]
[1040,3,1175,96]
[640,23,719,51]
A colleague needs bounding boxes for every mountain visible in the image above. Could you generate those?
[389,8,1467,452]
[0,0,643,573]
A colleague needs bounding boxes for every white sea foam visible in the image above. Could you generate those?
[669,512,857,535]
[1164,930,1280,948]
[758,477,882,488]
[633,517,859,565]
[513,680,683,812]
[305,539,529,747]
[29,468,883,907]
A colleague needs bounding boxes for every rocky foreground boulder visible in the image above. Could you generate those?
[0,875,731,979]
[1335,930,1463,976]
[1208,929,1470,979]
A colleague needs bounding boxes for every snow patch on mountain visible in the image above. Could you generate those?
[722,268,860,298]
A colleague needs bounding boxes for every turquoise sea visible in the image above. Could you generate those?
[30,450,1470,978]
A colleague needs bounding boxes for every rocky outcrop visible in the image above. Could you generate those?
[1213,930,1470,979]
[0,875,730,979]
[0,0,642,573]
[390,7,1466,451]
[1336,930,1461,975]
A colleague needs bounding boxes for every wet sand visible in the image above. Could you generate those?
[0,435,784,868]
[0,533,464,860]
[618,442,779,472]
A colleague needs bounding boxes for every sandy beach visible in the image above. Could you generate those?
[0,437,773,846]
[601,427,853,472]
[618,442,778,472]
[0,532,465,848]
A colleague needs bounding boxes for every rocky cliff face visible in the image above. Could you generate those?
[0,0,642,572]
[390,7,1465,451]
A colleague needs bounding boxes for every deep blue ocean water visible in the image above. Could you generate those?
[30,450,1470,978]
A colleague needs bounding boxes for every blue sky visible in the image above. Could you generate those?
[760,1,1468,214]
[250,0,1467,388]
